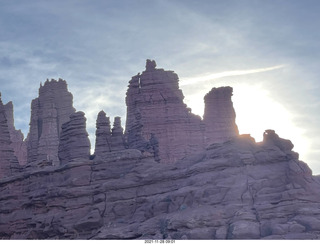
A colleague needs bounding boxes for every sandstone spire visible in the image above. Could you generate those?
[94,110,112,156]
[4,101,27,165]
[203,86,239,145]
[110,117,126,151]
[58,111,91,164]
[0,94,20,178]
[26,79,76,166]
[125,60,206,163]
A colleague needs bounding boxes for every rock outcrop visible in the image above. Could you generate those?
[4,101,27,165]
[26,79,76,166]
[0,94,20,178]
[58,111,91,164]
[125,60,206,163]
[1,131,320,239]
[203,87,239,145]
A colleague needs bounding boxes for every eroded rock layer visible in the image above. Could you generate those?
[125,60,205,163]
[1,132,320,239]
[26,79,76,166]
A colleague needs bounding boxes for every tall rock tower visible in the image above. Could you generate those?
[4,101,27,165]
[26,79,76,166]
[0,94,20,178]
[125,60,205,163]
[203,87,239,145]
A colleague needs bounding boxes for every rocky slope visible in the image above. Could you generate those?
[1,131,320,239]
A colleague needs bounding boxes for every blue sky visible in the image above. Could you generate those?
[1,0,319,174]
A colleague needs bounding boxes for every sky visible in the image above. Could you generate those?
[0,0,319,174]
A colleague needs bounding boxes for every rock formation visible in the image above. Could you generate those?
[125,60,206,163]
[4,101,27,165]
[1,60,320,240]
[0,94,20,178]
[58,111,91,164]
[94,111,112,156]
[203,87,239,145]
[110,117,126,151]
[1,131,320,239]
[26,79,76,166]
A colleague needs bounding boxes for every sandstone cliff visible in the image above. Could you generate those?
[26,79,76,166]
[1,131,319,239]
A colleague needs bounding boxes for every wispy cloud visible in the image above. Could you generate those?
[180,65,286,86]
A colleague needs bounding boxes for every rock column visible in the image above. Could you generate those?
[94,110,112,156]
[58,111,91,164]
[4,101,27,165]
[110,117,126,151]
[203,87,239,145]
[125,60,205,163]
[26,79,76,165]
[0,94,20,178]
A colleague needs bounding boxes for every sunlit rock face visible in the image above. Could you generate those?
[203,87,239,146]
[125,60,206,163]
[4,101,27,165]
[0,95,20,178]
[26,79,76,166]
[58,111,91,164]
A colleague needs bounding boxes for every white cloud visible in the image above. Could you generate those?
[180,65,286,86]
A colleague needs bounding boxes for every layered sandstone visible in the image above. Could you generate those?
[1,132,320,239]
[203,87,239,145]
[4,102,27,165]
[58,111,91,164]
[0,94,20,178]
[125,60,206,163]
[26,79,76,166]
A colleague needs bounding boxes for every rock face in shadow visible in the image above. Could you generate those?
[1,131,320,239]
[0,95,20,178]
[3,101,27,165]
[203,87,239,145]
[125,60,206,163]
[58,111,91,164]
[26,79,76,166]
